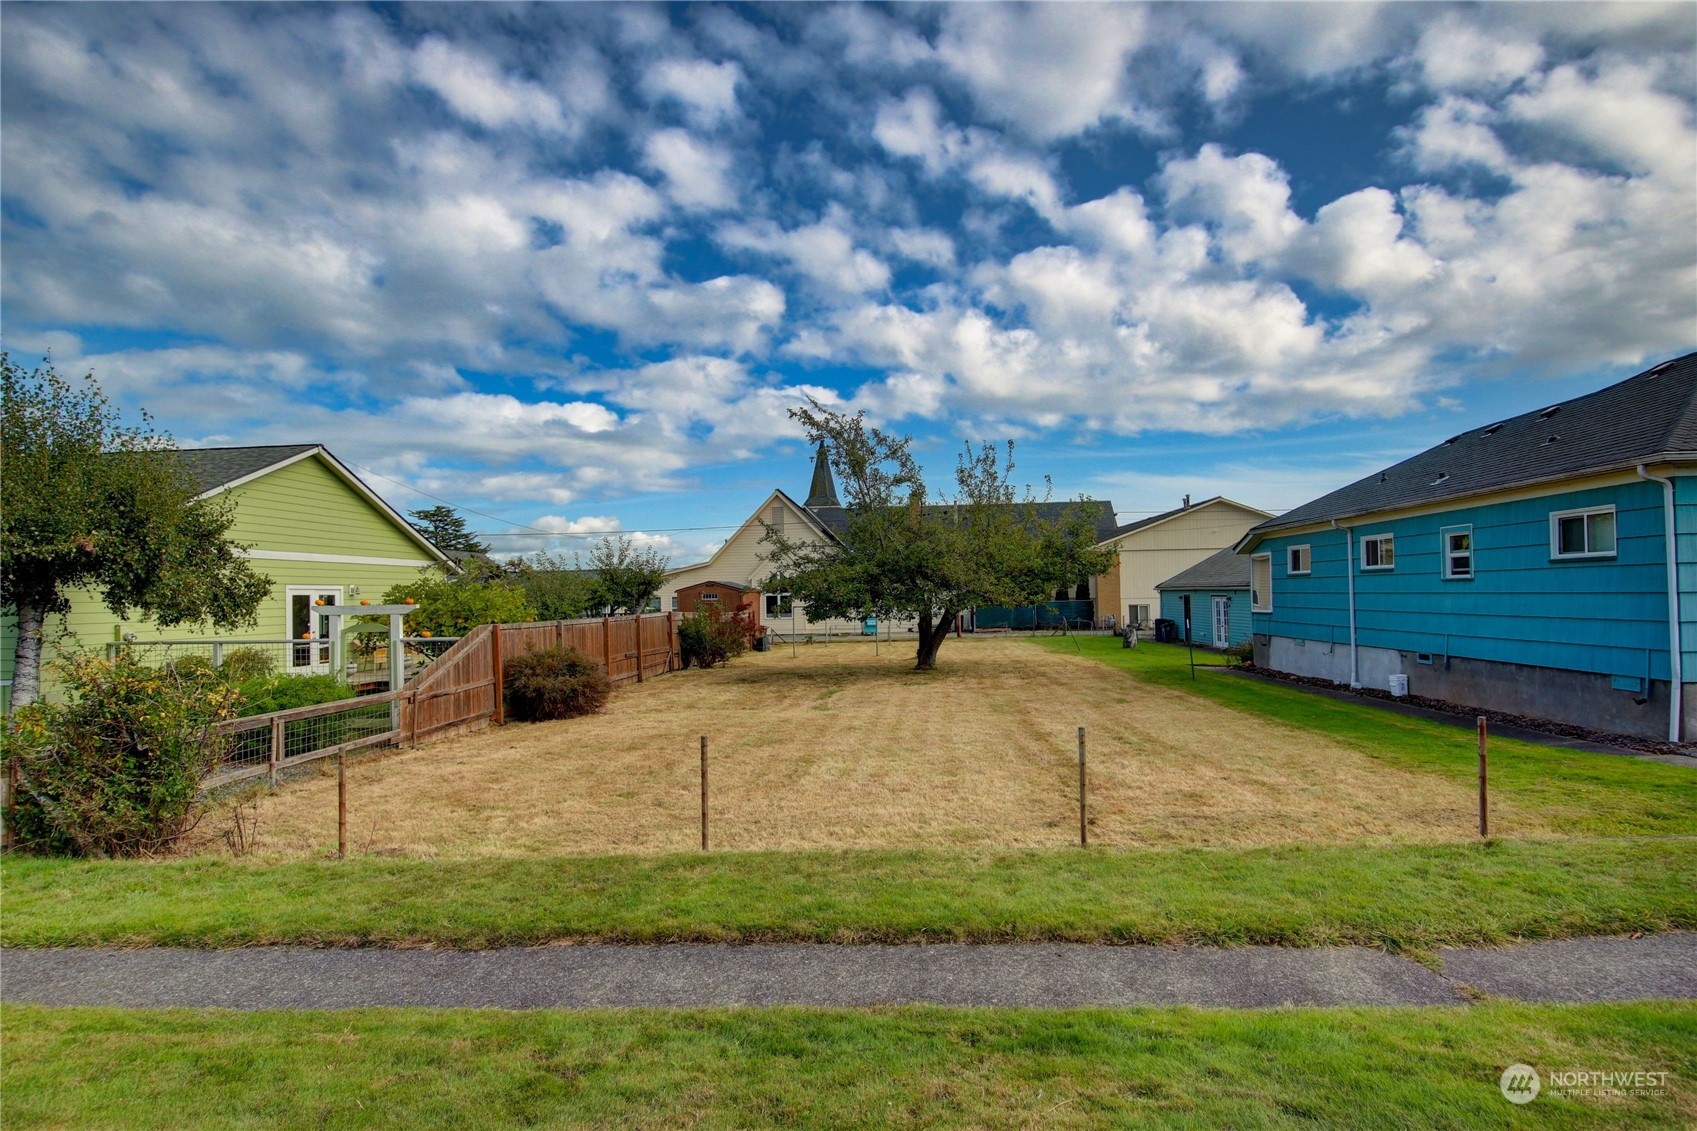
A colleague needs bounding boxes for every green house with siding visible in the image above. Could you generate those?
[1,444,451,709]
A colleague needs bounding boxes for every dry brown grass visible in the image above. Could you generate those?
[238,638,1539,858]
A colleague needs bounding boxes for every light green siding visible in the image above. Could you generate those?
[2,451,444,707]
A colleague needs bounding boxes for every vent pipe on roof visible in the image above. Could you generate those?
[1182,494,1190,509]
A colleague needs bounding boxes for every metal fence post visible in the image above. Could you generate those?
[1478,715,1489,838]
[700,734,709,851]
[337,750,347,860]
[1078,726,1088,847]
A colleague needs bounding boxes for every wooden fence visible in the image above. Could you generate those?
[206,613,679,787]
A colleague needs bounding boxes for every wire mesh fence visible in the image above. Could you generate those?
[213,695,401,783]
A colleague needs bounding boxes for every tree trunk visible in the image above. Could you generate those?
[10,601,44,709]
[913,610,956,671]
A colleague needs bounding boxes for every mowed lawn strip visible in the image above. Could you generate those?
[5,838,1693,949]
[5,1001,1693,1130]
[1039,636,1697,838]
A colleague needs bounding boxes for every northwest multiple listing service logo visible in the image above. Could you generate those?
[1500,1065,1541,1104]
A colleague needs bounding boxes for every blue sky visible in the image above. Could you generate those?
[3,2,1693,565]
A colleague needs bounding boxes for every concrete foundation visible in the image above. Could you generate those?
[1252,634,1693,742]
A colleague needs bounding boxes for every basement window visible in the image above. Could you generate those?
[1551,506,1616,559]
[1361,534,1395,571]
[1287,545,1311,576]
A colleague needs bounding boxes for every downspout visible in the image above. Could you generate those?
[1637,465,1683,742]
[1333,520,1360,688]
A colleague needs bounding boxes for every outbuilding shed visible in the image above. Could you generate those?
[1155,547,1253,649]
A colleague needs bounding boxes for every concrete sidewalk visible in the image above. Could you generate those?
[4,933,1692,1011]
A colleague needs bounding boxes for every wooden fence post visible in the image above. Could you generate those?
[492,623,505,726]
[700,734,709,851]
[636,615,645,683]
[269,716,284,786]
[337,750,347,859]
[1078,726,1088,848]
[668,611,677,671]
[1477,715,1489,838]
[603,616,614,678]
[3,758,18,852]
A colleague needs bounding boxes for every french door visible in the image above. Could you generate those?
[1212,596,1230,648]
[287,587,343,673]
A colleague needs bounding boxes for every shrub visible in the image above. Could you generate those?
[233,673,355,717]
[383,571,536,638]
[218,646,276,681]
[678,604,751,669]
[503,646,612,722]
[2,652,238,857]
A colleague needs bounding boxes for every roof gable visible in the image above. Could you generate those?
[1245,352,1697,541]
[1099,496,1271,545]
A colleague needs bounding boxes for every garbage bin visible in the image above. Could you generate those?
[752,632,771,652]
[1154,618,1177,644]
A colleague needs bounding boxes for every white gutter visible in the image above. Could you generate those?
[1637,465,1684,742]
[1332,519,1360,688]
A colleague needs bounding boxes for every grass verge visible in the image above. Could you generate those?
[4,1001,1693,1129]
[4,838,1693,949]
[1039,636,1697,838]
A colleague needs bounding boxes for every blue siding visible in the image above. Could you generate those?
[1160,588,1253,647]
[1250,480,1676,682]
[1675,474,1697,677]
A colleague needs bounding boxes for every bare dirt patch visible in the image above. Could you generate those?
[241,638,1536,857]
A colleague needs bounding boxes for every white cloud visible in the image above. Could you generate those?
[1414,16,1543,92]
[640,57,743,127]
[719,209,891,298]
[641,128,736,210]
[1159,145,1303,264]
[411,38,568,133]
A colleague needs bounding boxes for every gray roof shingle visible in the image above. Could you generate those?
[1155,546,1251,591]
[1246,352,1697,539]
[176,444,320,494]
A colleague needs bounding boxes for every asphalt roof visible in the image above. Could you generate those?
[805,498,1119,542]
[1245,352,1697,540]
[175,444,319,494]
[1155,546,1251,591]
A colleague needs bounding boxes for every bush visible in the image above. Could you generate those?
[218,646,276,681]
[233,673,355,717]
[2,652,238,857]
[678,605,751,669]
[503,647,612,722]
[383,571,536,638]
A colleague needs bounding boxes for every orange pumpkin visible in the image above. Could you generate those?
[359,599,370,606]
[420,630,432,638]
[300,632,313,640]
[405,598,416,605]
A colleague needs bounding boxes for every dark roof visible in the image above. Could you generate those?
[804,444,841,508]
[1245,352,1697,541]
[176,444,319,494]
[804,498,1119,542]
[1156,546,1251,592]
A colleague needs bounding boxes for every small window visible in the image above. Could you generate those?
[1128,604,1150,628]
[1362,534,1395,570]
[1287,545,1311,576]
[764,593,792,618]
[1550,506,1616,559]
[1441,525,1473,580]
[670,595,679,611]
[1251,554,1272,612]
[1416,653,1435,665]
[700,592,720,602]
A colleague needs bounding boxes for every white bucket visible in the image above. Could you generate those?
[1388,674,1409,697]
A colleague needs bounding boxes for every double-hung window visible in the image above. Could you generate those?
[1440,526,1473,580]
[1287,544,1311,576]
[1251,553,1272,612]
[1361,534,1395,570]
[1550,506,1616,559]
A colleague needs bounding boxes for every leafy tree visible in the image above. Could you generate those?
[761,401,1116,670]
[1,356,271,707]
[381,572,536,637]
[510,551,601,621]
[586,536,670,615]
[407,505,489,555]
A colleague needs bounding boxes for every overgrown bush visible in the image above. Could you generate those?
[2,652,237,857]
[503,646,612,722]
[218,646,276,681]
[383,571,536,638]
[678,604,751,669]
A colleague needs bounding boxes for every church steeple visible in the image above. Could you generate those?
[804,442,841,508]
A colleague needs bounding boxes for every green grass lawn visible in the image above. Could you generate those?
[1038,636,1697,838]
[5,838,1693,950]
[5,1001,1692,1129]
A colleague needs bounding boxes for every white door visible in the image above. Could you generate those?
[1212,596,1230,648]
[287,586,343,673]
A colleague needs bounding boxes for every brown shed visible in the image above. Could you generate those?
[674,581,761,627]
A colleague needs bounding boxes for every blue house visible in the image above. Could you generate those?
[1235,353,1696,742]
[1155,548,1253,648]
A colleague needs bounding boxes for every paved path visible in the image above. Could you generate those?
[5,934,1693,1011]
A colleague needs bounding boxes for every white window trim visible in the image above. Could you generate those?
[1287,544,1312,576]
[1440,524,1474,581]
[1251,553,1273,612]
[1361,533,1395,571]
[1549,504,1618,560]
